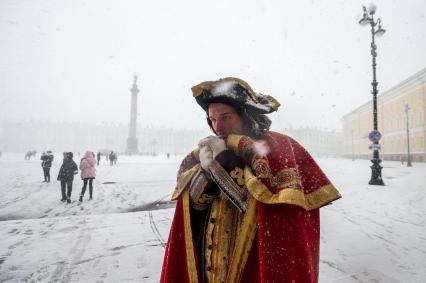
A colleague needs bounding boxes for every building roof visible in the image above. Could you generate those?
[341,68,426,121]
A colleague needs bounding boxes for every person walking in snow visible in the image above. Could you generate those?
[113,152,118,165]
[57,152,78,203]
[40,150,54,182]
[96,152,101,166]
[79,150,96,202]
[109,151,116,166]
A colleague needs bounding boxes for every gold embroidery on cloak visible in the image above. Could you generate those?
[182,190,200,283]
[226,195,258,283]
[205,196,241,283]
[244,166,341,210]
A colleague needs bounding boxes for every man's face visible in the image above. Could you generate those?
[208,103,244,138]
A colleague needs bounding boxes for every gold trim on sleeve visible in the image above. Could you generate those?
[226,135,244,153]
[172,164,200,200]
[209,160,248,213]
[189,169,208,203]
[244,166,341,210]
[182,190,200,283]
[193,148,200,161]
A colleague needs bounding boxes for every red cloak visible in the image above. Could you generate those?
[161,131,341,283]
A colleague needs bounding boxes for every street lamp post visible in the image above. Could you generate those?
[359,5,386,185]
[404,103,413,167]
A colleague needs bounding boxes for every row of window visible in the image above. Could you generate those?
[382,111,424,130]
[345,111,424,135]
[384,136,425,151]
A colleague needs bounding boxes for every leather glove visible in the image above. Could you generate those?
[198,136,227,159]
[199,146,213,171]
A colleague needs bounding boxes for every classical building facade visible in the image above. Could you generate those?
[341,68,426,162]
[0,120,207,156]
[278,127,343,157]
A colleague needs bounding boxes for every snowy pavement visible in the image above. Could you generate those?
[0,154,178,221]
[0,153,425,282]
[319,159,426,282]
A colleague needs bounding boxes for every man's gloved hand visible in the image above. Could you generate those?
[199,146,213,170]
[198,136,227,159]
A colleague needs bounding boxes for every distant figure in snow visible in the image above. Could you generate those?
[167,153,170,159]
[109,151,117,166]
[109,151,114,166]
[96,152,101,166]
[40,150,54,182]
[57,152,78,203]
[24,151,31,160]
[79,150,96,202]
[25,150,36,160]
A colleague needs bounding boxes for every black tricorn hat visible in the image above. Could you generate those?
[191,77,280,114]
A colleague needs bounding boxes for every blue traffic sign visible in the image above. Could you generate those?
[368,130,382,142]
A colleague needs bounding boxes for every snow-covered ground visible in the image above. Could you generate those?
[0,153,425,282]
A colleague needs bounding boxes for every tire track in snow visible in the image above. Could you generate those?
[147,195,170,248]
[149,210,166,248]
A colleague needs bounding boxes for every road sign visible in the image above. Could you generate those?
[368,144,381,151]
[368,130,382,142]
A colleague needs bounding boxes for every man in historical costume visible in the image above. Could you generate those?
[160,77,341,283]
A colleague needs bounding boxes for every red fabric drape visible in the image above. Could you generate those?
[160,198,194,283]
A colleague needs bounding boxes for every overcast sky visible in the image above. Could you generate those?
[1,0,425,131]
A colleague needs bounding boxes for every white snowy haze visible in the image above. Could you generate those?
[1,0,425,131]
[1,2,426,282]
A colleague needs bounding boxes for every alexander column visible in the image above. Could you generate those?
[125,74,139,154]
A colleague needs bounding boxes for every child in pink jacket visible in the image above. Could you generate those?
[79,150,96,202]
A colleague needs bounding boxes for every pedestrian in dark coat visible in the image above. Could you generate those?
[96,152,101,166]
[41,151,54,182]
[57,152,78,203]
[109,151,116,166]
